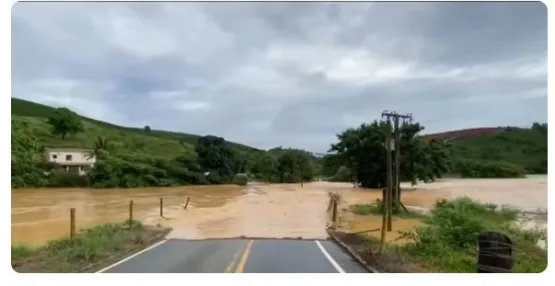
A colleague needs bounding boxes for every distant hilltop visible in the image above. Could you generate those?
[309,127,510,155]
[421,127,505,141]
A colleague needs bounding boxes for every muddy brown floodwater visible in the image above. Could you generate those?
[11,186,244,246]
[12,183,336,246]
[11,176,547,246]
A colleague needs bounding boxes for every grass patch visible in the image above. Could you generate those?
[338,197,547,273]
[11,220,171,273]
[349,203,428,220]
[397,197,547,273]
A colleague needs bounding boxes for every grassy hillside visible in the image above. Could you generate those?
[12,115,194,160]
[12,97,323,189]
[11,97,259,153]
[425,125,547,174]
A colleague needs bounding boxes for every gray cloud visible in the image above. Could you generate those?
[12,2,547,152]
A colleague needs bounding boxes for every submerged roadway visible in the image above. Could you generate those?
[97,239,370,273]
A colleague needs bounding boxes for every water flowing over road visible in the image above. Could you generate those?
[12,177,546,247]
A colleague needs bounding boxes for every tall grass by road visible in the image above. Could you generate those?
[343,197,547,273]
[11,221,170,273]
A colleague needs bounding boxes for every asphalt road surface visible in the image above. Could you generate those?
[98,239,370,273]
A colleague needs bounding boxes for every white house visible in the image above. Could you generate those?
[44,148,96,176]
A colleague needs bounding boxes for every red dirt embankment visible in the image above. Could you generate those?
[421,127,502,141]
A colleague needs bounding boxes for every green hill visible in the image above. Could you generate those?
[450,126,547,174]
[424,125,548,174]
[11,97,316,189]
[11,97,259,153]
[11,98,274,188]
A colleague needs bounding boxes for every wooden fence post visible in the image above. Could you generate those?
[129,200,134,226]
[70,208,76,239]
[477,231,513,273]
[380,188,387,247]
[332,198,338,223]
[160,198,163,217]
[184,197,190,210]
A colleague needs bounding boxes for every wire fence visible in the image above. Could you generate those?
[66,196,191,239]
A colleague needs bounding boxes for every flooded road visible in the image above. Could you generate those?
[11,186,244,246]
[11,176,547,246]
[11,183,335,246]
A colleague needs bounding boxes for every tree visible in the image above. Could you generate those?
[11,119,49,187]
[47,107,84,139]
[144,125,151,133]
[329,120,451,194]
[276,150,313,183]
[86,136,110,160]
[251,153,277,182]
[195,135,240,183]
[321,153,343,177]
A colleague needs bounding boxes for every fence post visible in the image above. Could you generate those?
[380,188,387,247]
[129,200,134,226]
[184,197,190,210]
[70,208,76,239]
[332,198,338,223]
[477,231,513,273]
[160,198,163,217]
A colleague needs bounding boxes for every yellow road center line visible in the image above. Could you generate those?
[224,242,245,273]
[234,240,254,273]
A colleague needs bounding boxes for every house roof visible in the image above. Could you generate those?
[45,148,92,153]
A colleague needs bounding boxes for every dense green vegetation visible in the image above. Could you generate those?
[11,98,317,188]
[12,97,257,152]
[399,198,547,273]
[344,198,547,273]
[11,221,170,272]
[328,120,451,190]
[323,121,547,186]
[11,97,546,189]
[450,124,547,174]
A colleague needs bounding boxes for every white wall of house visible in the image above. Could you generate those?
[46,150,95,165]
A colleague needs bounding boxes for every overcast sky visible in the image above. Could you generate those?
[12,2,547,152]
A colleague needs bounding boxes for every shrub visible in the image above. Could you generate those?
[48,170,89,187]
[399,197,546,272]
[232,174,249,186]
[330,166,354,182]
[11,244,33,261]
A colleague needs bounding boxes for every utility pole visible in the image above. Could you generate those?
[393,116,401,211]
[381,110,412,231]
[381,112,394,232]
[380,114,392,244]
[393,116,410,209]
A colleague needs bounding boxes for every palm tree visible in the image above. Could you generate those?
[86,136,110,159]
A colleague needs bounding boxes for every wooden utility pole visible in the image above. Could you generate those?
[396,115,412,212]
[393,116,401,210]
[381,113,394,232]
[382,111,412,230]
